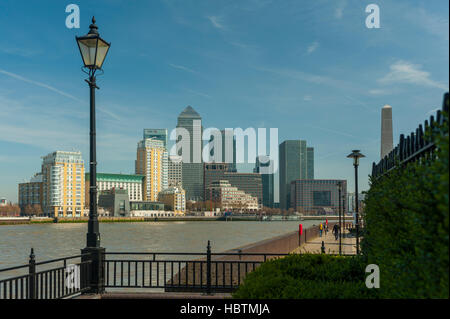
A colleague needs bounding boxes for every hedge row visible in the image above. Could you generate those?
[361,110,449,298]
[233,254,378,299]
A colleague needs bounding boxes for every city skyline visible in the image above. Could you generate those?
[1,0,449,203]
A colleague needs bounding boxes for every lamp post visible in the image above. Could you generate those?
[76,17,110,293]
[347,150,365,255]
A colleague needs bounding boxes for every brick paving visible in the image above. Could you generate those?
[291,227,357,255]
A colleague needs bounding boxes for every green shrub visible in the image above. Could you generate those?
[362,106,448,298]
[233,254,378,299]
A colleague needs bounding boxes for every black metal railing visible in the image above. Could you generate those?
[372,92,449,179]
[104,241,288,293]
[1,239,358,298]
[0,248,92,299]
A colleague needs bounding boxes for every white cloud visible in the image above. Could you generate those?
[0,69,84,103]
[185,88,211,99]
[0,47,42,57]
[335,1,347,19]
[207,16,225,30]
[378,61,448,90]
[303,95,312,101]
[368,89,390,96]
[307,42,319,54]
[168,63,196,73]
[405,8,449,41]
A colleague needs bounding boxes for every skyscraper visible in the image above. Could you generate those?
[136,138,168,201]
[381,105,393,159]
[207,129,237,172]
[254,155,274,208]
[176,106,203,201]
[41,151,85,217]
[306,147,314,179]
[143,129,168,148]
[168,155,183,187]
[279,140,314,210]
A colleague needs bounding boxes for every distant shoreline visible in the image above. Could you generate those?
[0,215,353,225]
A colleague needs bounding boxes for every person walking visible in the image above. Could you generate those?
[319,223,323,237]
[332,223,339,240]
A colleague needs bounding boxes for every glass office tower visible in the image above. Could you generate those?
[254,155,274,208]
[279,140,314,210]
[176,106,204,201]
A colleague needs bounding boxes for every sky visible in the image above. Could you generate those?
[0,0,448,203]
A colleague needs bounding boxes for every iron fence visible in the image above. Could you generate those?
[0,249,92,299]
[104,242,288,293]
[372,92,449,179]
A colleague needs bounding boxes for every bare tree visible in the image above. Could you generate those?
[24,204,33,216]
[32,204,43,216]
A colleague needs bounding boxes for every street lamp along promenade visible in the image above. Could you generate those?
[346,150,365,255]
[76,17,110,293]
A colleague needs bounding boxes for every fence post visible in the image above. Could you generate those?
[206,240,211,295]
[28,248,36,299]
[81,247,105,294]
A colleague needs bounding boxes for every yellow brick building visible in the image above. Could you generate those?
[135,138,168,201]
[41,151,85,217]
[158,186,186,215]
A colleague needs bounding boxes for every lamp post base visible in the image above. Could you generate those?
[81,247,105,294]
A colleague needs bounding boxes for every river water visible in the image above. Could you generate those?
[0,220,324,269]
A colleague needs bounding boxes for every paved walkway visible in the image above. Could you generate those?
[291,228,357,255]
[76,292,231,299]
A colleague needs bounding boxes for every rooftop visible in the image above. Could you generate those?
[178,105,201,119]
[85,173,145,182]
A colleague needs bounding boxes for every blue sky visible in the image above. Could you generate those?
[0,0,448,203]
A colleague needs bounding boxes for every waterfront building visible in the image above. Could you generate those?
[279,140,314,210]
[158,186,186,214]
[41,151,85,217]
[176,106,203,201]
[143,128,168,148]
[206,180,258,211]
[18,173,43,214]
[254,155,274,208]
[168,155,183,187]
[129,201,173,217]
[84,173,144,207]
[381,105,393,159]
[136,138,168,201]
[203,163,263,207]
[98,188,130,217]
[290,179,347,215]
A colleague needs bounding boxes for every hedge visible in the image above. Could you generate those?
[232,254,378,299]
[361,109,448,298]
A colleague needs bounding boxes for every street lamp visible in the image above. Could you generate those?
[347,150,365,255]
[76,17,110,293]
[337,181,342,255]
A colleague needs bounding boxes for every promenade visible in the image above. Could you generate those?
[291,227,357,255]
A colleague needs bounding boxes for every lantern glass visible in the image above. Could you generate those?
[77,35,110,69]
[77,37,98,68]
[95,37,110,69]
